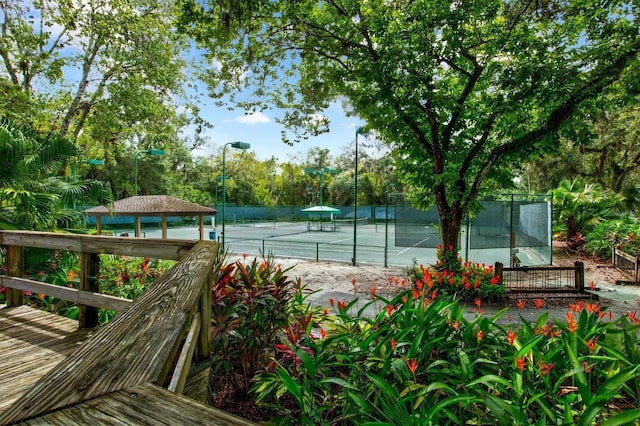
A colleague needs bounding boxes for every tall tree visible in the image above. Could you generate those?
[178,0,640,255]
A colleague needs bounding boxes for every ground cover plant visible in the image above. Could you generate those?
[208,252,640,424]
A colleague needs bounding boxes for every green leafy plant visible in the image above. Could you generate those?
[209,252,299,408]
[585,217,640,259]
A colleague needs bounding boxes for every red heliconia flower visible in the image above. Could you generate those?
[474,280,481,289]
[516,299,526,309]
[416,280,423,291]
[539,362,554,376]
[477,330,484,341]
[507,331,516,345]
[568,320,578,333]
[448,244,454,251]
[391,338,397,350]
[516,357,526,372]
[569,301,585,312]
[370,287,377,300]
[589,281,597,291]
[323,308,329,316]
[328,298,335,307]
[448,277,455,286]
[402,295,408,304]
[405,358,418,374]
[412,289,420,300]
[68,270,76,281]
[464,282,471,290]
[490,275,500,285]
[586,337,597,352]
[585,303,600,314]
[474,298,482,307]
[338,300,348,311]
[534,299,544,309]
[386,304,394,316]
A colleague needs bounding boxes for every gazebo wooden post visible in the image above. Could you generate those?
[199,216,205,240]
[96,217,102,235]
[136,217,142,238]
[162,216,168,239]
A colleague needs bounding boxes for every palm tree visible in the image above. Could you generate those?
[0,120,112,231]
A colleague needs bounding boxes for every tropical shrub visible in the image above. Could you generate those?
[253,291,640,425]
[408,245,505,303]
[585,217,640,259]
[209,253,299,405]
[551,180,621,251]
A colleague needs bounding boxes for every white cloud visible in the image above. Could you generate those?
[235,111,270,124]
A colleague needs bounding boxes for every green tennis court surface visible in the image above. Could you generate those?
[133,221,539,268]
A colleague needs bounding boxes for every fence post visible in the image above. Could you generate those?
[575,261,585,292]
[495,262,503,285]
[635,255,640,283]
[79,252,100,328]
[196,269,212,362]
[7,245,24,307]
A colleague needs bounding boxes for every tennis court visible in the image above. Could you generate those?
[135,220,524,268]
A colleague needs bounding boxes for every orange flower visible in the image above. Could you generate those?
[585,303,600,314]
[338,300,347,311]
[507,331,516,345]
[586,337,597,352]
[569,301,585,312]
[568,320,578,333]
[416,280,423,291]
[516,356,525,372]
[474,298,482,308]
[328,298,335,307]
[68,270,76,281]
[516,299,526,309]
[534,299,544,309]
[477,330,484,342]
[319,328,327,340]
[581,361,594,373]
[405,358,418,374]
[38,293,45,301]
[391,338,397,351]
[539,362,554,376]
[370,287,377,299]
[589,281,597,291]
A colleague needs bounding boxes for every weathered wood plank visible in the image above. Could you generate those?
[0,306,93,413]
[0,231,196,261]
[167,315,201,394]
[0,277,133,312]
[18,383,257,425]
[0,240,219,425]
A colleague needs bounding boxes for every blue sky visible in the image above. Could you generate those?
[192,99,371,162]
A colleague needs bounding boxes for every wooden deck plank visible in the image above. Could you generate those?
[0,306,93,414]
[18,384,256,425]
[0,241,218,425]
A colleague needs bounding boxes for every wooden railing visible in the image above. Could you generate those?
[496,261,585,293]
[0,230,218,425]
[612,245,639,283]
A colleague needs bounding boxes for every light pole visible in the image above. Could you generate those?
[222,141,251,248]
[352,126,373,266]
[303,167,337,206]
[134,149,165,196]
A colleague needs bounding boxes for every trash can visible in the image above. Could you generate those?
[209,230,217,240]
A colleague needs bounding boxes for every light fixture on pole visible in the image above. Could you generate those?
[72,159,104,182]
[352,126,373,266]
[134,149,165,196]
[303,167,337,206]
[222,141,251,248]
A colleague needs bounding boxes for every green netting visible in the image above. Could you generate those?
[394,195,552,265]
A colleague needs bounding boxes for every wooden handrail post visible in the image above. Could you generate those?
[79,252,100,328]
[575,261,585,292]
[196,269,212,362]
[494,262,503,285]
[7,245,24,307]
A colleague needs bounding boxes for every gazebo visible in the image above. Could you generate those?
[84,195,217,239]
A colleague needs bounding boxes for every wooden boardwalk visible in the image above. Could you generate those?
[0,306,94,413]
[0,231,256,425]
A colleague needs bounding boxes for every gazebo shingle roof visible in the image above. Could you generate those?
[84,195,216,216]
